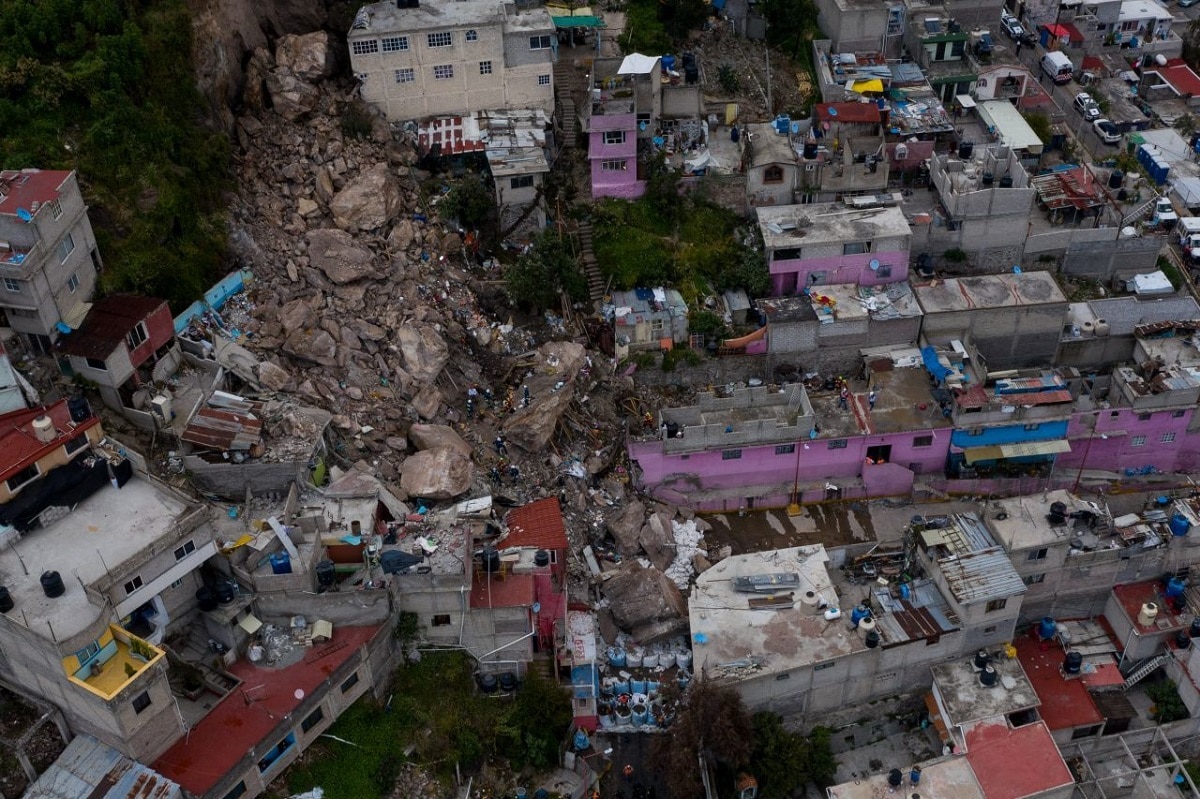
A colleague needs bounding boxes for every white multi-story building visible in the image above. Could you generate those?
[348,0,556,121]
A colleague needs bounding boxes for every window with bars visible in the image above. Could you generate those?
[351,39,379,55]
[433,64,454,80]
[428,31,452,47]
[382,36,409,52]
[395,68,415,83]
[466,29,478,41]
[479,60,493,75]
[538,73,551,85]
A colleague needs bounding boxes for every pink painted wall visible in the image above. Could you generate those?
[1056,407,1196,474]
[770,250,909,295]
[588,132,637,160]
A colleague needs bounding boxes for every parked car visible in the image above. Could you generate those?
[1093,119,1121,144]
[1073,92,1101,120]
[1181,0,1199,9]
[1000,12,1025,41]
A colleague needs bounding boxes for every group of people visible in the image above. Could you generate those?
[834,376,877,412]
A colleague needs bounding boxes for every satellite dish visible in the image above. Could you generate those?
[294,688,305,700]
[15,208,32,222]
[870,258,881,271]
[532,602,542,613]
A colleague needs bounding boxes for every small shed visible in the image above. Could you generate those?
[610,288,690,351]
[723,289,751,325]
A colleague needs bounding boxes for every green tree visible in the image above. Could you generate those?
[505,230,587,310]
[441,173,496,237]
[760,0,819,57]
[652,678,754,799]
[495,669,573,769]
[748,714,838,798]
[1024,112,1051,145]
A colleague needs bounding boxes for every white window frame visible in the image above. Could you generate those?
[58,232,75,263]
[5,463,40,493]
[47,199,63,220]
[427,31,453,48]
[529,34,552,50]
[465,29,478,41]
[479,60,493,75]
[351,39,379,55]
[510,175,534,189]
[67,272,79,293]
[433,64,454,80]
[1162,432,1177,443]
[395,68,415,84]
[174,540,196,560]
[601,159,627,172]
[126,321,148,350]
[3,277,20,293]
[538,73,551,86]
[1131,435,1147,447]
[124,575,143,596]
[602,130,626,145]
[381,36,409,52]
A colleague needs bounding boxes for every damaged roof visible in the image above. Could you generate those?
[503,497,568,551]
[25,733,182,799]
[181,406,263,452]
[56,295,167,360]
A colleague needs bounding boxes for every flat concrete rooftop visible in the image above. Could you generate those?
[828,755,985,799]
[690,545,867,682]
[757,202,910,251]
[987,490,1103,553]
[349,0,552,34]
[914,272,1066,313]
[931,653,1039,727]
[0,478,189,640]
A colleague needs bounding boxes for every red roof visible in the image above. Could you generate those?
[955,385,1074,409]
[57,295,169,360]
[502,497,568,551]
[0,169,71,219]
[470,571,536,608]
[1158,59,1200,98]
[0,400,100,484]
[816,103,882,124]
[1014,633,1103,731]
[965,720,1074,799]
[1081,56,1105,74]
[1113,579,1187,633]
[416,116,486,156]
[153,625,381,796]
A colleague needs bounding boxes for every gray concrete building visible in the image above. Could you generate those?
[0,170,100,354]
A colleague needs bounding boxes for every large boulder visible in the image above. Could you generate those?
[603,563,689,643]
[306,228,375,284]
[274,32,336,82]
[607,501,646,556]
[640,511,676,572]
[408,423,472,456]
[396,325,449,384]
[400,448,473,500]
[264,67,321,121]
[256,361,293,392]
[330,163,402,232]
[502,341,588,452]
[282,328,338,366]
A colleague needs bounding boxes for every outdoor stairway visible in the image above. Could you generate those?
[528,652,557,682]
[576,220,606,303]
[1123,653,1169,690]
[1124,193,1161,226]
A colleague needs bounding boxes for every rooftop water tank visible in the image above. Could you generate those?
[67,395,91,424]
[857,616,877,640]
[1063,650,1083,675]
[534,550,551,567]
[316,560,336,587]
[1039,616,1057,640]
[865,629,880,648]
[1138,602,1159,626]
[973,650,991,670]
[40,571,64,598]
[1168,576,1187,599]
[1170,514,1191,537]
[31,415,55,444]
[979,664,998,687]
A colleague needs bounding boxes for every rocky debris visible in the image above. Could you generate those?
[400,448,474,500]
[641,510,676,572]
[603,563,689,644]
[411,385,442,420]
[282,327,338,366]
[330,163,403,232]
[408,424,472,457]
[264,59,322,121]
[502,341,588,452]
[257,360,292,392]
[305,228,376,284]
[396,325,450,384]
[607,500,646,556]
[274,32,336,82]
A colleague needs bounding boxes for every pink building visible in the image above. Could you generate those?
[757,200,911,296]
[585,54,662,199]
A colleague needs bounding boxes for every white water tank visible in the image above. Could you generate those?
[1081,321,1095,337]
[1095,319,1110,337]
[800,590,821,616]
[858,615,877,640]
[1138,602,1159,626]
[31,415,54,443]
[150,394,174,422]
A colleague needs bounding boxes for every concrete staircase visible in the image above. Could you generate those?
[576,219,606,303]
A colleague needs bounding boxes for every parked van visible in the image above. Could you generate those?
[1041,51,1074,84]
[1177,216,1200,261]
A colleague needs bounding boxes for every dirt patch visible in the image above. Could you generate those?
[0,688,67,797]
[702,504,874,555]
[690,23,812,120]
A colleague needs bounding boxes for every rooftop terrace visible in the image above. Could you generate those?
[987,490,1106,553]
[914,272,1066,313]
[931,653,1039,727]
[757,201,910,251]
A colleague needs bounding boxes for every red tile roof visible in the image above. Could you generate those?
[816,103,882,125]
[502,497,568,551]
[153,625,381,796]
[0,170,71,218]
[1158,59,1200,98]
[0,400,100,484]
[470,571,536,608]
[965,720,1074,799]
[57,295,169,359]
[1014,633,1103,731]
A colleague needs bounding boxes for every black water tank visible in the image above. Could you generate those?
[1000,175,1014,188]
[41,571,64,598]
[803,141,818,159]
[499,672,518,691]
[316,560,336,587]
[865,630,880,649]
[958,141,974,159]
[982,171,994,186]
[196,586,218,612]
[215,582,235,604]
[1177,631,1192,650]
[1064,651,1083,674]
[980,664,998,686]
[534,550,551,567]
[974,650,990,669]
[888,769,903,788]
[67,395,91,424]
[1050,501,1068,516]
[482,546,501,573]
[477,673,498,693]
[1190,617,1200,638]
[1109,170,1123,189]
[0,586,12,613]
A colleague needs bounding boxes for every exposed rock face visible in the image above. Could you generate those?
[282,327,338,366]
[603,563,689,643]
[408,424,473,457]
[399,449,474,500]
[396,326,449,384]
[607,501,646,556]
[329,163,403,232]
[305,228,375,284]
[274,32,336,82]
[502,341,588,452]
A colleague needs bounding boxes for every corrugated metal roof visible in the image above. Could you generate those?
[938,546,1027,604]
[25,734,182,799]
[503,497,568,551]
[181,406,263,451]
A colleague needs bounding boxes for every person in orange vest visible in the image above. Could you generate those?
[623,764,634,779]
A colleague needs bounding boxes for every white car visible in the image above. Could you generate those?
[1073,92,1101,121]
[1093,119,1121,144]
[1000,13,1025,41]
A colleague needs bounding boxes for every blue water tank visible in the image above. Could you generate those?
[269,552,292,574]
[573,728,590,751]
[1167,576,1187,599]
[899,583,911,601]
[773,115,791,134]
[1170,513,1191,537]
[1038,616,1057,640]
[662,54,676,71]
[609,648,627,667]
[851,605,870,627]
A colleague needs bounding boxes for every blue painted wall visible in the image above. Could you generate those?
[951,420,1070,449]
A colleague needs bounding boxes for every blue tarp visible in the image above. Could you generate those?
[921,346,952,383]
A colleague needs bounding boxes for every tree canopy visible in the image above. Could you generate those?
[652,678,754,798]
[0,0,230,311]
[504,229,587,310]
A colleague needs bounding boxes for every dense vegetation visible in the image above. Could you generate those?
[280,651,572,798]
[505,229,588,311]
[0,0,230,311]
